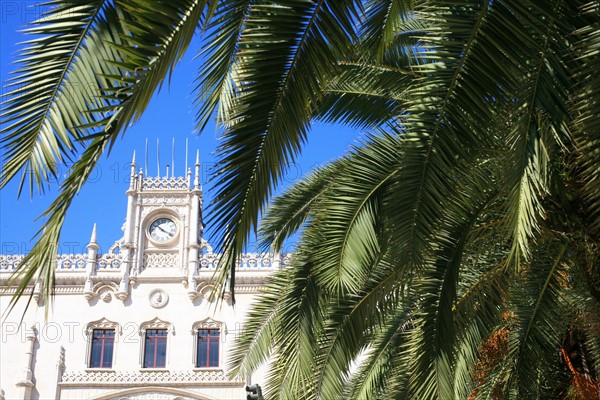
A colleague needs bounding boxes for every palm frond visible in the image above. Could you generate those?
[2,0,210,309]
[388,0,500,272]
[311,259,405,399]
[194,0,252,131]
[360,0,416,62]
[206,0,362,300]
[344,303,414,400]
[258,161,343,252]
[0,0,125,195]
[406,184,495,399]
[316,60,416,128]
[499,0,574,266]
[488,245,569,398]
[305,132,402,293]
[5,134,114,319]
[570,1,600,234]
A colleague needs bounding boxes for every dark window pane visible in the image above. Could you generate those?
[196,328,219,368]
[144,337,156,367]
[156,340,166,368]
[197,338,208,367]
[144,329,167,368]
[90,337,103,368]
[103,338,114,368]
[90,329,115,368]
[209,340,219,367]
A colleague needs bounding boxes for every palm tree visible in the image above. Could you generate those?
[226,1,600,398]
[1,0,599,398]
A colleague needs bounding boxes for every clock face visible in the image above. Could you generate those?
[149,218,177,243]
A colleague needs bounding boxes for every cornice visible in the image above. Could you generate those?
[59,370,243,386]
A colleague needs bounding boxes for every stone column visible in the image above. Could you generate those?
[117,152,138,300]
[187,152,202,300]
[54,346,65,400]
[84,224,99,301]
[15,325,37,399]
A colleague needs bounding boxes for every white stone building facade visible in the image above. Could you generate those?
[0,154,283,400]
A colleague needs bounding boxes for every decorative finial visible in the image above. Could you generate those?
[194,150,200,189]
[171,137,175,178]
[185,137,189,175]
[156,138,161,178]
[145,138,149,175]
[129,150,137,190]
[87,223,99,254]
[57,346,66,371]
[90,223,97,244]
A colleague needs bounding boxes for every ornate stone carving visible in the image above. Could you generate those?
[199,238,213,254]
[141,176,189,190]
[55,254,86,270]
[98,253,122,270]
[85,281,119,302]
[0,254,23,271]
[108,238,125,255]
[60,369,237,384]
[237,252,275,269]
[57,346,66,371]
[148,289,169,308]
[100,290,112,303]
[140,317,173,334]
[141,206,186,220]
[108,393,195,400]
[198,285,216,303]
[143,253,179,269]
[281,253,293,268]
[85,318,121,336]
[1,252,289,274]
[198,253,218,270]
[191,318,226,335]
[141,194,189,204]
[32,281,42,304]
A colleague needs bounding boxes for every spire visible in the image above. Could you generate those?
[194,150,201,189]
[156,138,160,177]
[86,223,99,277]
[171,137,175,178]
[129,150,137,190]
[90,223,97,244]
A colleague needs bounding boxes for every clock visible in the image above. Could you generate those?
[148,217,177,243]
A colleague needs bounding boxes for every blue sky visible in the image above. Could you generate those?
[0,2,361,256]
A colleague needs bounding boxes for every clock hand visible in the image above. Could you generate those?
[158,225,170,235]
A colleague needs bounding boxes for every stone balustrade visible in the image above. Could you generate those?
[140,176,189,190]
[0,252,292,273]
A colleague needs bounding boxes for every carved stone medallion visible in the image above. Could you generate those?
[148,288,169,308]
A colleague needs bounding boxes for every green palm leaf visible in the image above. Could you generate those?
[2,0,211,308]
[205,0,362,300]
[1,0,126,195]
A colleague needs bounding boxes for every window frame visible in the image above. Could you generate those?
[192,319,225,369]
[85,318,120,370]
[139,317,173,369]
[89,328,116,368]
[143,328,169,368]
[196,328,220,368]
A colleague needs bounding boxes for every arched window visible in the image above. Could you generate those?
[192,319,225,368]
[140,318,173,369]
[85,318,120,369]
